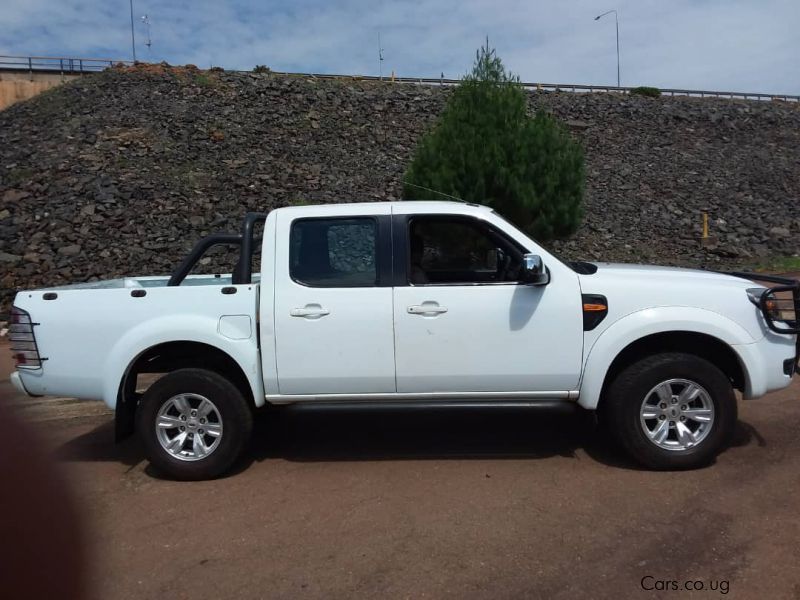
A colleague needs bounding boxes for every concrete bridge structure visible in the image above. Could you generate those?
[0,70,84,110]
[0,55,129,111]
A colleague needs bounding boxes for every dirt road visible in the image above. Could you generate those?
[3,370,800,600]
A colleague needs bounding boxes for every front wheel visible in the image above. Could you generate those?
[137,368,253,480]
[604,352,737,470]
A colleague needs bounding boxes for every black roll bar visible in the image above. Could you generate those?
[233,212,269,284]
[167,233,242,287]
[167,212,268,287]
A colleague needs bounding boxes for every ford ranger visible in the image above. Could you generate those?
[8,202,800,479]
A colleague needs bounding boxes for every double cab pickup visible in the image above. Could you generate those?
[9,201,799,479]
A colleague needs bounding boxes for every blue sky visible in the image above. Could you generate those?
[2,0,798,94]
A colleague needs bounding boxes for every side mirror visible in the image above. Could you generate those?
[521,253,550,286]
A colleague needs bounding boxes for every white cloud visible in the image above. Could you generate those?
[0,0,797,94]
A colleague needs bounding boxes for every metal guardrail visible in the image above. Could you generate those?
[262,71,800,102]
[0,54,132,74]
[1,54,797,102]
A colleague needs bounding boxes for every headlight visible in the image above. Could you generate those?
[747,287,789,322]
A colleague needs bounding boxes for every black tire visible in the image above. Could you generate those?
[603,352,737,470]
[137,368,253,480]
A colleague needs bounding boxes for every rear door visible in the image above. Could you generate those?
[273,205,395,396]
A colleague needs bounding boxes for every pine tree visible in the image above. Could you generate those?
[403,43,585,241]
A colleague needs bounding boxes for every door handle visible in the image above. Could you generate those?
[407,304,448,315]
[290,305,330,318]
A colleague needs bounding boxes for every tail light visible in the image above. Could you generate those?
[8,307,45,369]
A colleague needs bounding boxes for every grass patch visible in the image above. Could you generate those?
[195,74,216,87]
[752,256,800,274]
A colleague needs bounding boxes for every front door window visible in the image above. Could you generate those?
[408,217,523,285]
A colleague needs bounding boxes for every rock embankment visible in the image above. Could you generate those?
[1,65,799,307]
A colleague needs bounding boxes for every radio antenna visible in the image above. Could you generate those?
[402,182,464,202]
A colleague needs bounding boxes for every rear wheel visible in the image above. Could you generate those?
[137,368,253,480]
[604,352,737,470]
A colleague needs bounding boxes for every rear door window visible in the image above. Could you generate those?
[290,218,377,287]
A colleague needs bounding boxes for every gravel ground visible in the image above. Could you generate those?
[3,371,799,600]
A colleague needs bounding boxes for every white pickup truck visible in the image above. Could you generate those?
[8,201,799,479]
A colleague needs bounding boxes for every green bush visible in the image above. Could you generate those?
[195,74,214,87]
[403,44,584,241]
[629,86,661,98]
[253,65,270,74]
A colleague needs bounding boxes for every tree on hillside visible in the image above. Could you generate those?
[403,43,585,241]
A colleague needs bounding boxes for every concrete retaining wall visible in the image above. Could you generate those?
[0,71,82,111]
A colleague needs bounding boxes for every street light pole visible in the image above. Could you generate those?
[129,0,137,62]
[594,9,619,87]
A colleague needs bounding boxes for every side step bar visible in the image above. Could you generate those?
[274,400,582,414]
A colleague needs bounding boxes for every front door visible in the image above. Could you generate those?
[274,206,395,396]
[392,213,584,394]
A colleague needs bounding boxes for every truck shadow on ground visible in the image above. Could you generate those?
[55,419,144,470]
[56,407,763,477]
[237,405,762,473]
[252,405,603,462]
